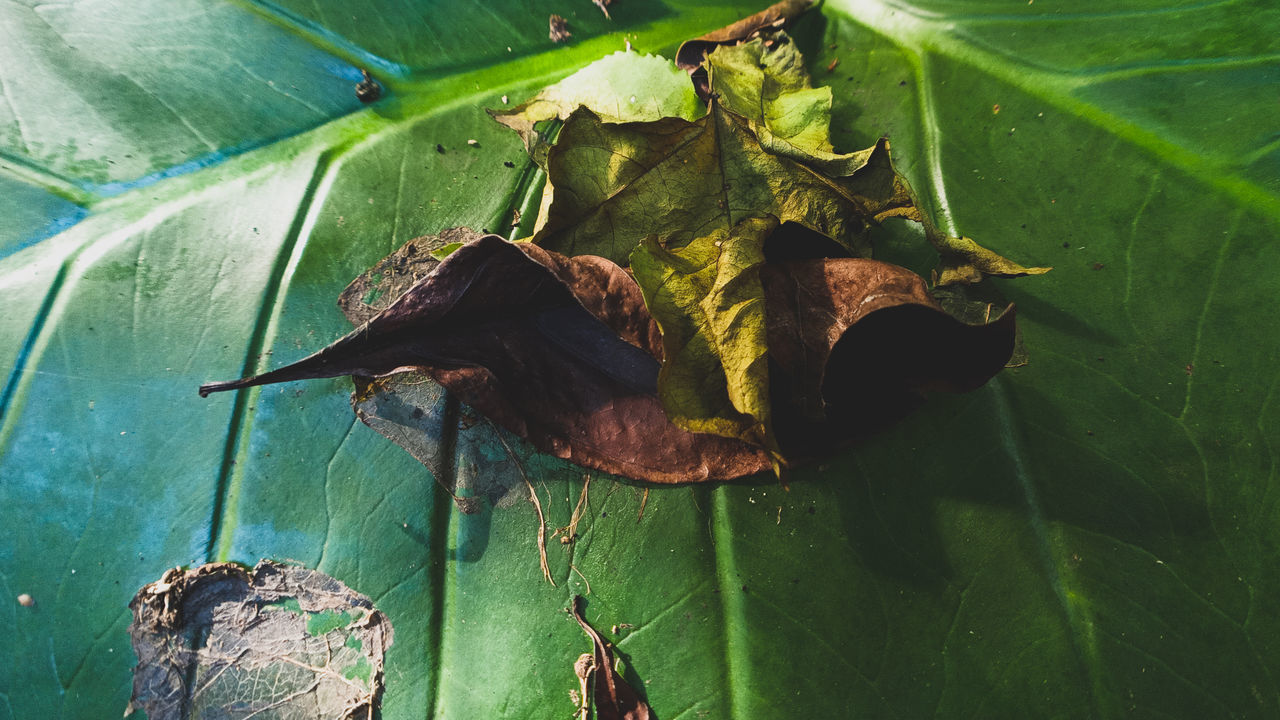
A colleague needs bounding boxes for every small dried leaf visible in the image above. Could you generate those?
[570,596,651,720]
[550,14,571,43]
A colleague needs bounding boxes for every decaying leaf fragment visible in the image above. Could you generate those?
[570,595,651,720]
[200,232,770,483]
[550,14,571,43]
[127,561,393,720]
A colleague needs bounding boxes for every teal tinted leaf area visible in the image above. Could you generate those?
[259,0,747,71]
[3,0,1280,718]
[0,175,86,258]
[0,0,364,186]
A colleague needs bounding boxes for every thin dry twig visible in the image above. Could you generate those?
[570,564,593,595]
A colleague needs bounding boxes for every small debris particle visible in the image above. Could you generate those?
[504,160,516,168]
[1092,262,1105,271]
[355,69,382,103]
[510,208,522,227]
[993,104,1000,114]
[826,58,839,72]
[550,14,571,42]
[17,593,34,607]
[436,144,445,154]
[1008,127,1016,135]
[1038,112,1044,118]
[467,139,479,147]
[501,95,509,104]
[1185,363,1194,376]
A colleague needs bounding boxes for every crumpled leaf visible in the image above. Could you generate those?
[200,232,770,483]
[706,32,840,164]
[127,561,393,720]
[530,102,914,267]
[490,50,701,166]
[762,256,1017,457]
[631,215,780,463]
[570,596,651,720]
[675,0,815,97]
[703,32,1051,284]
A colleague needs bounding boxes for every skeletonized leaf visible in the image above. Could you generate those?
[127,561,393,720]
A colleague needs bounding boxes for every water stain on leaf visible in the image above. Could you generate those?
[126,561,392,720]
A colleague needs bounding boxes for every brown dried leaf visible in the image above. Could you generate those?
[570,596,651,720]
[126,561,392,720]
[762,257,1017,457]
[200,233,770,483]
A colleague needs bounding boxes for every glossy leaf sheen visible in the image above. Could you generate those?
[1,0,1277,718]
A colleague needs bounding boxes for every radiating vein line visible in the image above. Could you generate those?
[988,378,1106,719]
[1123,173,1161,335]
[1180,210,1239,421]
[0,259,72,430]
[709,487,742,720]
[828,0,1280,220]
[206,151,335,562]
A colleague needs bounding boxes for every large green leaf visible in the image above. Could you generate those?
[1,1,1277,719]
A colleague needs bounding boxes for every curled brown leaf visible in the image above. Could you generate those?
[200,233,770,483]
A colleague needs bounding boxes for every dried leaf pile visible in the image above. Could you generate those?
[201,1,1047,484]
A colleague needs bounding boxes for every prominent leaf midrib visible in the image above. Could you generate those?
[828,0,1280,221]
[208,150,335,561]
[989,378,1106,719]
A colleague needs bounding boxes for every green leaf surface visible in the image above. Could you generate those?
[2,1,1278,719]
